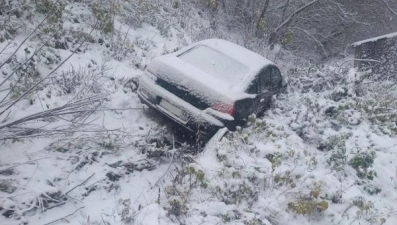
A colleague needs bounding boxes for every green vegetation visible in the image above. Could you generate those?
[288,184,329,216]
[349,151,377,180]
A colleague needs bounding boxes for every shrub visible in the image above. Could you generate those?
[35,0,65,24]
[9,58,41,100]
[273,170,295,188]
[348,151,376,180]
[288,200,329,216]
[327,148,347,171]
[185,167,209,189]
[352,197,374,215]
[167,199,187,217]
[91,2,115,34]
[288,184,329,216]
[221,182,258,205]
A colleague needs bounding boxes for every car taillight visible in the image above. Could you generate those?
[211,102,235,116]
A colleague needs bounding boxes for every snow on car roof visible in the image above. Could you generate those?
[174,39,275,90]
[178,45,250,86]
[194,39,274,72]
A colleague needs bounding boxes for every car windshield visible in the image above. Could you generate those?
[178,45,250,86]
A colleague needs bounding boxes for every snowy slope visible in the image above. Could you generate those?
[1,1,397,225]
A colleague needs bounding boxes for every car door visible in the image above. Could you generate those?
[252,66,283,116]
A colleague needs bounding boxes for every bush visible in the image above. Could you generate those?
[288,184,328,216]
[327,148,347,171]
[348,151,376,180]
[8,57,41,100]
[35,0,65,24]
[91,1,115,34]
[166,198,187,217]
[352,197,374,215]
[288,200,329,216]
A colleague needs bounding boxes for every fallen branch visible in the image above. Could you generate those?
[0,26,95,117]
[0,157,50,171]
[0,95,102,130]
[65,173,95,195]
[43,202,66,212]
[0,41,12,56]
[42,207,84,225]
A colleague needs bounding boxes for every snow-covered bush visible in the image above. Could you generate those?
[287,184,329,216]
[348,150,376,180]
[91,1,115,35]
[8,57,41,100]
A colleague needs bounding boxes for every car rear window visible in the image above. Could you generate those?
[178,45,250,85]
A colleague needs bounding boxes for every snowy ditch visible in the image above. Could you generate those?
[1,2,397,224]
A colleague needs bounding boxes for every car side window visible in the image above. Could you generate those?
[247,66,282,94]
[258,68,271,93]
[258,66,282,92]
[270,67,282,89]
[247,77,259,94]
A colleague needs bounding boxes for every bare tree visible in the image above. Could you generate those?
[269,0,318,47]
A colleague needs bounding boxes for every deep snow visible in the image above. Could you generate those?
[1,2,397,225]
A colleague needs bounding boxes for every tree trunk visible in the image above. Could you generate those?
[256,0,270,32]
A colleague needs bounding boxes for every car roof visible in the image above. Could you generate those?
[194,39,274,71]
[173,39,276,90]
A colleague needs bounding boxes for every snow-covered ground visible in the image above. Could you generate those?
[1,1,397,225]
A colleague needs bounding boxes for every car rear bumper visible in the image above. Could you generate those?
[138,76,226,136]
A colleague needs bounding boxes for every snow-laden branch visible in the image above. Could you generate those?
[381,0,397,15]
[0,95,102,131]
[289,26,327,57]
[274,0,319,34]
[0,27,95,118]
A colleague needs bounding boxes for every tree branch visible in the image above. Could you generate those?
[274,0,319,33]
[381,0,397,15]
[65,173,95,195]
[42,207,84,225]
[289,26,328,56]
